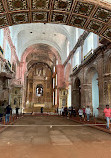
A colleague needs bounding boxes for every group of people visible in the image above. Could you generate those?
[60,106,91,121]
[78,106,91,121]
[60,105,111,130]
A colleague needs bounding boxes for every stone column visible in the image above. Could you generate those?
[56,65,65,105]
[83,83,92,108]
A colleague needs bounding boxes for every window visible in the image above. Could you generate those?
[5,41,11,62]
[67,41,70,57]
[74,50,80,67]
[87,33,93,53]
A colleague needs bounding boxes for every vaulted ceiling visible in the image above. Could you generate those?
[0,0,111,42]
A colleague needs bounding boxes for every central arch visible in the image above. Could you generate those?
[85,67,99,117]
[73,77,81,109]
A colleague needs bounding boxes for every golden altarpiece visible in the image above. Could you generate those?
[26,63,53,108]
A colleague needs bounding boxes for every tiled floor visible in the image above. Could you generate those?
[0,115,111,158]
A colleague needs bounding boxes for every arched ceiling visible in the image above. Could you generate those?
[0,0,111,42]
[11,23,71,61]
[21,43,62,65]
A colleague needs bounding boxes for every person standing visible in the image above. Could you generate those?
[103,105,111,129]
[5,105,12,124]
[85,106,91,121]
[82,106,86,121]
[78,108,83,121]
[61,107,64,116]
[41,107,43,114]
[71,106,73,117]
[15,107,19,118]
[73,107,76,117]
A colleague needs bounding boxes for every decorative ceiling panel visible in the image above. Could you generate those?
[73,1,95,16]
[32,12,48,22]
[70,15,87,28]
[53,0,73,12]
[31,0,49,10]
[0,1,5,13]
[51,12,68,23]
[0,14,8,27]
[93,7,111,23]
[11,12,29,24]
[86,20,104,33]
[0,0,111,42]
[6,0,28,11]
[103,27,111,40]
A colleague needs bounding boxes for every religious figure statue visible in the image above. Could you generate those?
[36,85,43,96]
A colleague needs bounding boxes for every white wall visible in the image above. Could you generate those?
[5,41,11,62]
[67,85,71,108]
[83,33,99,58]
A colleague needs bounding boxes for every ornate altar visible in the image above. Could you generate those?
[26,63,53,108]
[59,88,68,108]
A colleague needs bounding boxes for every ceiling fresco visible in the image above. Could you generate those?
[0,0,111,42]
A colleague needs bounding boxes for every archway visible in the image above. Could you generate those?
[85,67,99,116]
[73,77,81,109]
[92,72,99,117]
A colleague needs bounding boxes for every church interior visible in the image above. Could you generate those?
[0,0,111,157]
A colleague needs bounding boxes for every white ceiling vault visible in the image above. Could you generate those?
[9,23,84,63]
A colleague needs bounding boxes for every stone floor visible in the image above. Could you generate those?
[0,115,111,158]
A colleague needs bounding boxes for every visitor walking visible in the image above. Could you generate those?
[85,106,91,121]
[64,107,68,116]
[103,105,111,129]
[73,107,76,117]
[41,107,43,113]
[5,105,12,124]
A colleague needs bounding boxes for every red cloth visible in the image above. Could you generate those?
[104,108,111,117]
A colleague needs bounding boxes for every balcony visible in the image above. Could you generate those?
[0,57,13,79]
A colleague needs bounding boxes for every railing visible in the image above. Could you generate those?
[84,49,93,60]
[0,57,12,74]
[72,65,78,72]
[0,46,4,55]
